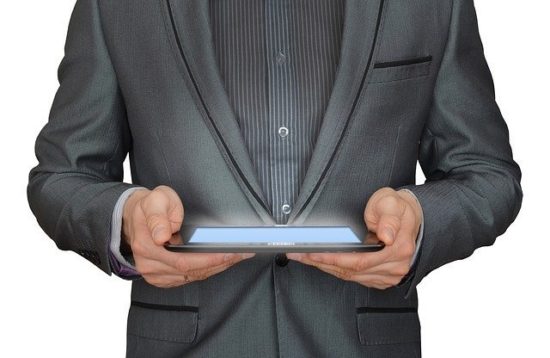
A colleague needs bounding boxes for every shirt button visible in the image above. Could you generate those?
[276,50,286,64]
[281,204,292,215]
[278,126,289,138]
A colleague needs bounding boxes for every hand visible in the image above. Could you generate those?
[287,187,422,290]
[121,185,255,288]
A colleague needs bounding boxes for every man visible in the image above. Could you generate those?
[27,0,522,357]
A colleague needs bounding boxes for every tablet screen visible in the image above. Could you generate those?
[187,226,361,244]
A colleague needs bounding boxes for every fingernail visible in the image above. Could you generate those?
[241,253,255,259]
[384,227,395,242]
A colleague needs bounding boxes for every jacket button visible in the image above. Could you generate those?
[275,253,289,267]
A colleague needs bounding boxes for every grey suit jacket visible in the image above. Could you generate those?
[27,0,523,357]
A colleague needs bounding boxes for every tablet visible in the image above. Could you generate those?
[164,225,384,253]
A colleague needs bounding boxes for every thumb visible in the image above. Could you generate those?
[364,189,404,246]
[376,216,400,246]
[142,186,184,246]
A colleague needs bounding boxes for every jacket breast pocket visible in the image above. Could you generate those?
[369,55,432,84]
[127,300,199,343]
[356,307,421,345]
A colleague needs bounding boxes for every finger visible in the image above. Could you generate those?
[305,262,354,280]
[303,253,411,279]
[140,187,183,245]
[287,254,359,277]
[138,252,253,282]
[288,249,391,273]
[141,274,191,288]
[294,260,389,285]
[144,258,240,287]
[306,262,401,289]
[298,264,401,289]
[358,259,412,278]
[188,256,250,279]
[281,253,358,280]
[376,213,402,246]
[139,257,235,281]
[166,252,254,273]
[134,256,184,276]
[352,272,405,289]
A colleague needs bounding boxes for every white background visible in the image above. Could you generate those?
[1,1,548,357]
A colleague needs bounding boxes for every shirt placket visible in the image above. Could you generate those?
[266,0,295,225]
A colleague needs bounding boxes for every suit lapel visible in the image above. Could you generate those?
[160,0,386,225]
[287,0,387,224]
[161,0,275,224]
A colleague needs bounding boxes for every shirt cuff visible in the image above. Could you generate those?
[109,186,147,279]
[399,188,424,268]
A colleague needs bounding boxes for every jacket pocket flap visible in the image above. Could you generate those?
[356,307,420,345]
[128,301,199,343]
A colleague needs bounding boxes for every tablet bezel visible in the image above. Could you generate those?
[164,225,384,253]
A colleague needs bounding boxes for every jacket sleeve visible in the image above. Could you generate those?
[26,0,144,275]
[396,0,523,297]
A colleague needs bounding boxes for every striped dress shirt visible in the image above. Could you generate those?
[209,0,346,224]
